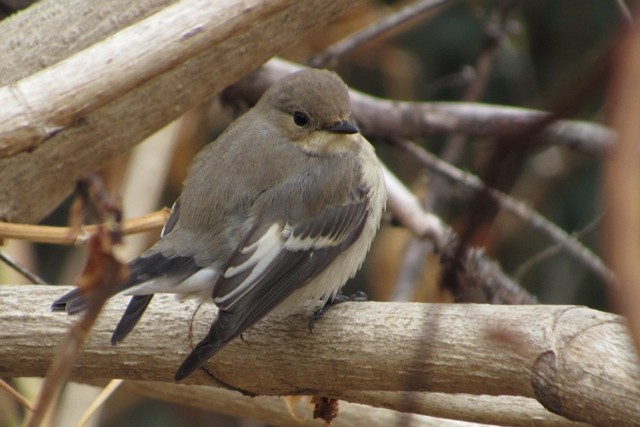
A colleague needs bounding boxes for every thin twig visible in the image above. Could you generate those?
[0,209,170,246]
[383,164,537,304]
[0,251,49,285]
[393,1,522,302]
[614,0,634,25]
[393,138,616,285]
[0,378,34,411]
[431,0,518,181]
[75,380,124,427]
[309,0,452,67]
[514,215,601,281]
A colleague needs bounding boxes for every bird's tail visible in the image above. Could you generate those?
[51,287,87,314]
[51,251,199,344]
[111,294,154,344]
[174,311,244,381]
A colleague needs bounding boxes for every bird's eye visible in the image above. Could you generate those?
[293,111,309,127]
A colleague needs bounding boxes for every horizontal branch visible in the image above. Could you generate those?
[2,286,638,426]
[228,58,615,156]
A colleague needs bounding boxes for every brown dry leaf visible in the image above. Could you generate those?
[75,227,129,294]
[311,396,339,426]
[24,228,127,427]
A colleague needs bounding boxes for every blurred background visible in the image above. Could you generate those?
[0,0,629,425]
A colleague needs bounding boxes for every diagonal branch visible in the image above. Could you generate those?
[0,0,364,224]
[309,0,452,67]
[383,165,537,304]
[392,138,615,284]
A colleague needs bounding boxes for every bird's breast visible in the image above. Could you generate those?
[298,132,363,156]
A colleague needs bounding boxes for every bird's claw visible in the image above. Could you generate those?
[307,290,368,332]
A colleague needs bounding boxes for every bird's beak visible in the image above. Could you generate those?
[325,120,359,134]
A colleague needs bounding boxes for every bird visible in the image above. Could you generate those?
[52,68,387,382]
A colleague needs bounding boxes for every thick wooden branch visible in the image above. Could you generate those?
[0,0,362,223]
[1,286,639,426]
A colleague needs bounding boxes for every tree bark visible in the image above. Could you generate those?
[2,286,638,426]
[0,0,363,223]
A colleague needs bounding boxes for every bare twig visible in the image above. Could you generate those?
[393,138,615,285]
[394,0,522,302]
[435,0,520,167]
[614,0,634,25]
[125,382,482,427]
[0,250,48,285]
[514,216,601,281]
[0,378,34,411]
[23,231,126,427]
[464,0,521,102]
[384,165,537,304]
[309,0,451,67]
[0,209,170,246]
[75,379,123,427]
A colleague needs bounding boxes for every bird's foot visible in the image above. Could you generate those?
[307,291,367,332]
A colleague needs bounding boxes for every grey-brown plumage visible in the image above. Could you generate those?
[52,68,386,382]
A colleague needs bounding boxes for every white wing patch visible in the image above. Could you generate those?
[125,267,218,296]
[282,227,343,251]
[216,223,283,308]
[215,218,345,309]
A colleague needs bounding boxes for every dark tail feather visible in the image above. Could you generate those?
[51,288,87,314]
[174,313,239,382]
[111,295,154,344]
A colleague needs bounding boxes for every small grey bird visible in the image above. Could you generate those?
[52,68,386,381]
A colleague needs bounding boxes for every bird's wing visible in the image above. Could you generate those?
[218,184,369,335]
[173,183,370,381]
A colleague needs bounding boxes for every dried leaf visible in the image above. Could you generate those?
[75,228,129,294]
[311,396,339,425]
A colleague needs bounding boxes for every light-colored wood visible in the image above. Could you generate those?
[334,391,589,427]
[0,0,179,84]
[0,0,288,157]
[0,0,363,223]
[0,210,170,245]
[123,381,492,427]
[1,285,638,426]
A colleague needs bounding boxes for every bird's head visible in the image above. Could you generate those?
[259,68,361,155]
